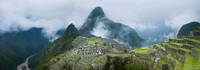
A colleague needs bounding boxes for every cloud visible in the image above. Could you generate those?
[165,10,200,30]
[0,0,200,39]
[91,22,109,38]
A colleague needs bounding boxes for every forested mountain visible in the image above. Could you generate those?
[0,28,49,70]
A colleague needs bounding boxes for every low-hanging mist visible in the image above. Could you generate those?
[1,0,200,44]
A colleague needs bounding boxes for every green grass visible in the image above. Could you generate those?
[159,59,168,64]
[185,44,195,48]
[185,38,200,44]
[167,50,184,58]
[165,55,183,70]
[181,48,200,70]
[88,41,96,46]
[156,44,162,48]
[164,43,191,52]
[88,40,102,47]
[92,55,107,65]
[179,48,191,52]
[151,44,162,50]
[172,42,183,46]
[192,48,200,63]
[194,30,200,32]
[169,38,184,41]
[183,54,195,70]
[108,49,118,53]
[132,49,151,54]
[107,53,131,57]
[150,45,156,51]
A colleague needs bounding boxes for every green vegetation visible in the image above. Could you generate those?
[177,22,200,38]
[88,40,96,46]
[92,55,107,65]
[185,44,195,48]
[107,53,131,57]
[29,24,80,70]
[156,44,162,47]
[182,48,200,70]
[183,53,198,70]
[169,38,184,41]
[0,28,48,70]
[132,49,151,54]
[166,55,183,70]
[185,38,200,44]
[159,59,168,64]
[172,42,183,46]
[32,21,200,70]
[108,49,118,53]
[194,30,200,32]
[35,36,200,70]
[164,43,191,52]
[88,38,105,47]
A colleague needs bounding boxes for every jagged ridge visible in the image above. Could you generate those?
[80,7,145,49]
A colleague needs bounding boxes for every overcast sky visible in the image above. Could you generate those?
[0,0,200,38]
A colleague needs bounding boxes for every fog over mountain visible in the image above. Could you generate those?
[1,0,200,44]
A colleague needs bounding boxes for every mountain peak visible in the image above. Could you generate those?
[88,6,105,18]
[62,24,79,40]
[177,21,200,38]
[68,24,76,29]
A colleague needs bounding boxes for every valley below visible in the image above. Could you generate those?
[17,55,35,70]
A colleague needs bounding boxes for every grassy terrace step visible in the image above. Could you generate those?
[163,43,191,54]
[158,58,174,70]
[185,38,200,47]
[170,42,195,49]
[132,49,151,54]
[169,38,184,43]
[183,52,200,70]
[152,44,162,49]
[165,55,183,70]
[155,43,185,62]
[185,38,200,44]
[169,38,200,46]
[165,50,185,62]
[151,44,164,52]
[192,48,200,58]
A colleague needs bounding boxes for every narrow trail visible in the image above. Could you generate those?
[17,55,35,70]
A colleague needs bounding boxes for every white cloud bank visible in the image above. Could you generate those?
[0,0,200,38]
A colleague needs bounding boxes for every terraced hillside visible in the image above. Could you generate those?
[39,36,200,70]
[32,22,200,70]
[145,38,200,70]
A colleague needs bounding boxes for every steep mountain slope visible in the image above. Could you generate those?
[29,24,80,70]
[177,22,200,38]
[37,23,200,70]
[80,7,144,49]
[0,28,49,70]
[39,34,200,70]
[43,36,130,70]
